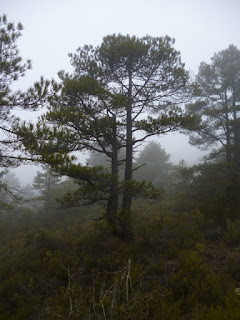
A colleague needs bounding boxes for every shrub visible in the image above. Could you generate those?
[171,250,228,311]
[224,219,240,246]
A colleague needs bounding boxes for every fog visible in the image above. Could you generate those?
[2,0,240,185]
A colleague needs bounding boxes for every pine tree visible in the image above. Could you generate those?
[0,14,31,167]
[187,45,240,218]
[18,34,195,240]
[0,14,57,169]
[187,45,240,166]
[135,141,173,190]
[33,166,61,225]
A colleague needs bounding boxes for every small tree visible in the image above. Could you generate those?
[135,141,173,190]
[33,166,61,225]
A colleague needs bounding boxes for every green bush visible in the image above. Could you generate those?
[171,250,229,311]
[191,291,240,320]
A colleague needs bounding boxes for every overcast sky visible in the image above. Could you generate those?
[2,0,240,184]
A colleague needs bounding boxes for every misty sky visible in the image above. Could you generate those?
[2,0,240,184]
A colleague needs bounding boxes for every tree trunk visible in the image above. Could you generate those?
[106,145,119,225]
[232,89,240,167]
[106,115,119,231]
[122,102,133,211]
[224,90,232,165]
[121,67,134,241]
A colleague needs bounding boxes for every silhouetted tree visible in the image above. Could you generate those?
[135,141,173,190]
[33,166,61,225]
